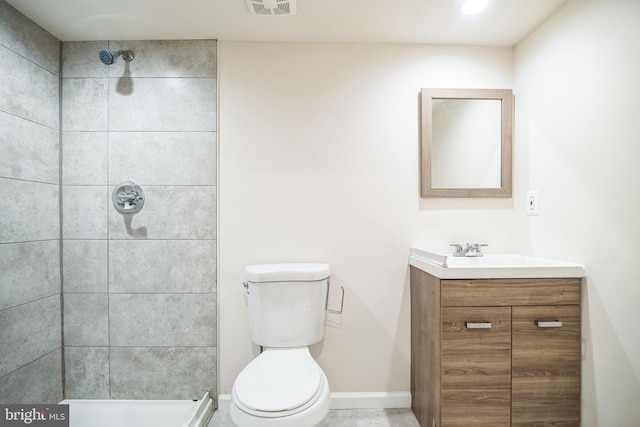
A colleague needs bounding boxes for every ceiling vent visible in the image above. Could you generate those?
[245,0,297,16]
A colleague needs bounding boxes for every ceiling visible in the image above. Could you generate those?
[7,0,567,46]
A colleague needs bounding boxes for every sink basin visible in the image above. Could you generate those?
[409,248,585,279]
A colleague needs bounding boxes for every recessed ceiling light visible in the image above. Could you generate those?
[460,0,488,15]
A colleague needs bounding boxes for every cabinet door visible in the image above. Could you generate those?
[441,307,512,427]
[512,305,580,426]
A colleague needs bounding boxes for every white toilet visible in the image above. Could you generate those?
[230,263,332,427]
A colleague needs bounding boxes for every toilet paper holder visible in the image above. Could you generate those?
[326,280,345,315]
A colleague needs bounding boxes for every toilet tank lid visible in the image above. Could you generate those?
[246,263,330,283]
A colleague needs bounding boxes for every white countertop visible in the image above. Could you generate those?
[409,247,585,279]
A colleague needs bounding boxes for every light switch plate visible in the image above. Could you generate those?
[527,190,539,215]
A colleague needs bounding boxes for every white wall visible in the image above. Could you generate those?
[218,42,515,393]
[514,0,640,425]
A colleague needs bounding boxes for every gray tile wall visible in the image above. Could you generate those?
[61,39,217,399]
[0,0,63,404]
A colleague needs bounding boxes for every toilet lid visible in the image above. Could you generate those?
[233,348,322,414]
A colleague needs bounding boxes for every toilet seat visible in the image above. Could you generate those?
[232,348,324,418]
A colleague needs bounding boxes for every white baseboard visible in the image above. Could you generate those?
[217,394,232,411]
[216,391,411,412]
[328,392,411,409]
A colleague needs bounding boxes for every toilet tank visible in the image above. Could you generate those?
[245,263,330,347]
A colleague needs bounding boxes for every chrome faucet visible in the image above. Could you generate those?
[449,244,465,257]
[450,243,488,257]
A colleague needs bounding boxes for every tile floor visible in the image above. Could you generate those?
[207,409,420,426]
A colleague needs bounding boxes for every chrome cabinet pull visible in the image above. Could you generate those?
[465,322,492,329]
[536,320,563,328]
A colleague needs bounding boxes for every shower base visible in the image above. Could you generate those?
[60,392,214,427]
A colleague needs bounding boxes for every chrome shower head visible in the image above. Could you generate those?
[99,49,134,65]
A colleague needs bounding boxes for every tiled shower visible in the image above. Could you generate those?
[0,1,218,403]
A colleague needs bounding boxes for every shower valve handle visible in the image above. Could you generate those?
[112,182,145,214]
[117,190,139,203]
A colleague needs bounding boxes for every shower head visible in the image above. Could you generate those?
[99,49,134,65]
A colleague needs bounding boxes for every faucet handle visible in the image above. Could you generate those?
[468,243,488,256]
[450,244,465,257]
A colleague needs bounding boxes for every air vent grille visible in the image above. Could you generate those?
[245,0,297,16]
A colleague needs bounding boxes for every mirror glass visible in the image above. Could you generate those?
[421,88,513,198]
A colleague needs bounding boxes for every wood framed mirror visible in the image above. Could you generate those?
[421,88,513,198]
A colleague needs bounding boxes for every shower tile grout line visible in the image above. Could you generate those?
[0,238,61,245]
[105,40,112,398]
[0,347,64,381]
[1,293,64,313]
[58,40,67,401]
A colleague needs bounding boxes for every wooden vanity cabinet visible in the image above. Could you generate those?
[410,267,581,427]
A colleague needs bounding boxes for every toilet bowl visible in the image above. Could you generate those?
[230,348,330,427]
[230,263,332,427]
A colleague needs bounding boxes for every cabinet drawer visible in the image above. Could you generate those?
[441,307,511,426]
[512,305,581,426]
[441,278,581,307]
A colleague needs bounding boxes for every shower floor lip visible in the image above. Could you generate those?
[60,392,214,427]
